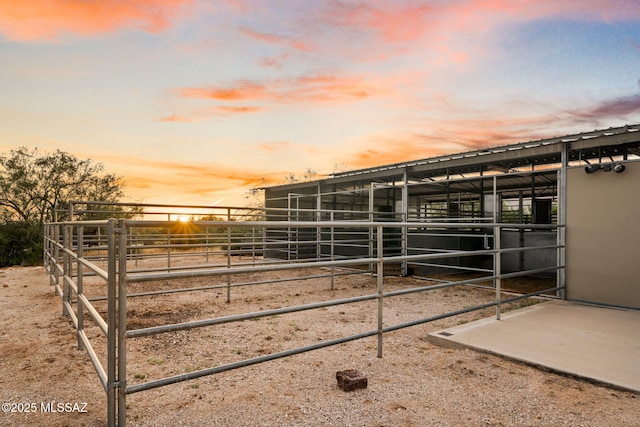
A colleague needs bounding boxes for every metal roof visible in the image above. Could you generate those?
[265,124,640,191]
[329,124,639,179]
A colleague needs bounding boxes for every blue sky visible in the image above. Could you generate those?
[1,1,639,206]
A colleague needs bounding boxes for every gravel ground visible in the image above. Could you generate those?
[0,265,638,426]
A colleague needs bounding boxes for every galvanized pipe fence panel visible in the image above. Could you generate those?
[43,217,565,427]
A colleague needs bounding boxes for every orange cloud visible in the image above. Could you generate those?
[0,0,193,41]
[171,73,392,121]
[345,134,452,170]
[178,74,388,107]
[179,82,268,101]
[157,113,192,122]
[289,75,380,102]
[341,94,639,171]
[159,106,262,121]
[340,113,580,171]
[211,106,263,115]
[108,155,282,205]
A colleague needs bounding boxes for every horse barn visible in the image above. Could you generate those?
[42,124,640,426]
[264,124,640,309]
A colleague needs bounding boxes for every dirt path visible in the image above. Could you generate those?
[0,266,637,426]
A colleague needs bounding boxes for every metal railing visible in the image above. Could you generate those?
[44,217,565,426]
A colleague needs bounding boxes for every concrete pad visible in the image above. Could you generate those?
[428,300,640,392]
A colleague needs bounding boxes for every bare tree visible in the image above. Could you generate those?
[283,168,318,184]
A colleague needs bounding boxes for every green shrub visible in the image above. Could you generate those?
[0,222,43,267]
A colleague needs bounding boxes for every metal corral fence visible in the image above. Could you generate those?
[44,216,565,426]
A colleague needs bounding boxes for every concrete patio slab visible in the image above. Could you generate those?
[428,300,640,392]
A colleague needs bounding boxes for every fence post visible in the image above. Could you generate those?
[205,226,210,263]
[43,224,48,274]
[77,225,85,350]
[368,183,374,274]
[53,224,60,294]
[167,213,171,272]
[252,226,256,264]
[45,224,54,283]
[377,224,384,358]
[106,218,117,427]
[62,225,70,316]
[118,219,128,426]
[330,212,335,290]
[226,214,232,303]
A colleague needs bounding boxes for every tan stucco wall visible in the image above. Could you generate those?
[566,161,640,308]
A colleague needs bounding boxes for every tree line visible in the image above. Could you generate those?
[0,147,133,267]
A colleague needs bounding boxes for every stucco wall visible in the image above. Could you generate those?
[566,161,640,308]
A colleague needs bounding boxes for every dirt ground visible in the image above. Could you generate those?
[0,264,638,426]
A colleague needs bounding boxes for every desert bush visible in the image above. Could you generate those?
[0,221,43,267]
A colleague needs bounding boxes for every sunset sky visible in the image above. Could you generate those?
[1,0,639,207]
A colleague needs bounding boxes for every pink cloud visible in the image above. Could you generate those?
[322,0,640,44]
[565,93,640,124]
[323,2,435,44]
[0,0,193,42]
[342,89,640,171]
[259,52,291,69]
[239,26,312,51]
[258,141,293,152]
[475,0,640,22]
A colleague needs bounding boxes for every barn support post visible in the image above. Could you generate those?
[493,176,502,320]
[376,224,384,358]
[401,168,408,276]
[557,144,568,299]
[494,223,502,321]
